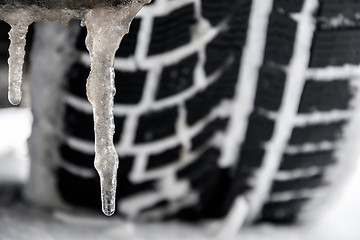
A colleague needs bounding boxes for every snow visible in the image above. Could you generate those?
[1,107,360,240]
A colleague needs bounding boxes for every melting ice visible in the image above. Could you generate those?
[0,0,150,216]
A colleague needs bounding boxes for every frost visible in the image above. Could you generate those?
[0,0,150,216]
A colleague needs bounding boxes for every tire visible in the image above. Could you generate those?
[25,0,360,227]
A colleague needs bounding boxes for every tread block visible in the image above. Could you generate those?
[204,1,250,76]
[260,198,309,223]
[135,107,178,143]
[213,57,242,100]
[202,0,251,26]
[177,147,220,181]
[289,121,346,144]
[271,174,325,192]
[264,12,297,65]
[146,145,182,170]
[254,66,286,111]
[238,144,265,168]
[148,4,195,56]
[181,168,233,220]
[75,19,140,57]
[280,150,335,170]
[204,30,236,76]
[191,159,220,191]
[244,113,275,145]
[298,80,353,112]
[273,0,304,13]
[191,117,228,151]
[201,0,234,26]
[227,0,252,48]
[185,83,221,126]
[191,168,231,219]
[309,30,360,67]
[156,53,197,100]
[114,69,147,104]
[64,104,125,143]
[185,67,237,126]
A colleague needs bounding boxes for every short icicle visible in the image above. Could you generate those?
[83,1,149,216]
[8,22,29,105]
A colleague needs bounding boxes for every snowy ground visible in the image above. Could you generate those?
[0,107,360,240]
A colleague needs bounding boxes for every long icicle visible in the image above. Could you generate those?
[83,1,148,216]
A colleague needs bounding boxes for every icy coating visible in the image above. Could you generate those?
[0,0,150,216]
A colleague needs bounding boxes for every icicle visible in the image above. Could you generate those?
[0,0,149,216]
[83,1,148,216]
[7,23,28,105]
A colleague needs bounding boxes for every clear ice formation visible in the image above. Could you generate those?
[8,21,29,105]
[0,0,150,216]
